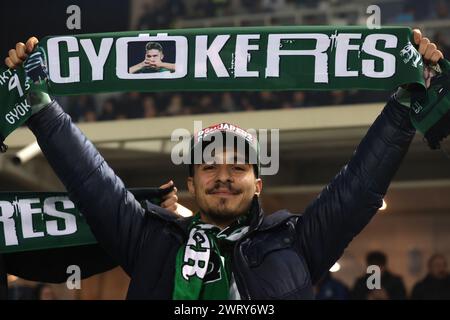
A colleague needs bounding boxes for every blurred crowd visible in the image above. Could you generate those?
[136,0,450,28]
[315,251,450,300]
[60,90,393,123]
[8,283,57,300]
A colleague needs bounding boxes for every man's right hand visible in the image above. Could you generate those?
[5,37,39,69]
[159,180,193,217]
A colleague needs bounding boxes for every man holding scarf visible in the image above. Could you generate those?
[3,29,444,299]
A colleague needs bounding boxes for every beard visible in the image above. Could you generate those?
[202,198,244,224]
[199,181,251,225]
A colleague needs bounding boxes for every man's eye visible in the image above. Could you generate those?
[233,165,246,171]
[203,165,215,170]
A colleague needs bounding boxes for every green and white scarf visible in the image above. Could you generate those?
[0,188,167,254]
[173,214,250,300]
[0,26,426,145]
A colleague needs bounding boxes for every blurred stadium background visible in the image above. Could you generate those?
[1,0,450,300]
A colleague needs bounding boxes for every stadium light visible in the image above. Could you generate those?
[379,199,387,211]
[329,262,341,273]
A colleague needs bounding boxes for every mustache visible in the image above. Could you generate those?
[206,181,242,195]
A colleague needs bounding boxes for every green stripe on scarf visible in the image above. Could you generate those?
[0,26,424,142]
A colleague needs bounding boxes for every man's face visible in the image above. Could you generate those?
[187,148,262,228]
[430,256,448,279]
[145,49,163,66]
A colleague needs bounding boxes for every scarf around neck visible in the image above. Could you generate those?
[173,213,250,300]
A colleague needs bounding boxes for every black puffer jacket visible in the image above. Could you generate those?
[23,97,415,299]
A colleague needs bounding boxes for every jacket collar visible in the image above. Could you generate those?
[244,195,295,232]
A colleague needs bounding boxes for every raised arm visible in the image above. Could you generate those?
[6,38,156,275]
[158,62,176,72]
[297,97,415,283]
[27,101,149,275]
[129,61,146,74]
[295,30,444,283]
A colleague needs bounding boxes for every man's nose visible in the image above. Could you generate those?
[215,164,232,182]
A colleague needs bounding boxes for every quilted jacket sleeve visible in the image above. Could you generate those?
[27,101,155,275]
[296,97,416,284]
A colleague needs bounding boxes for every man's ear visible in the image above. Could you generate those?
[187,176,195,195]
[254,178,263,196]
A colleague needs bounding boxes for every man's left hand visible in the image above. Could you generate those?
[412,29,444,88]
